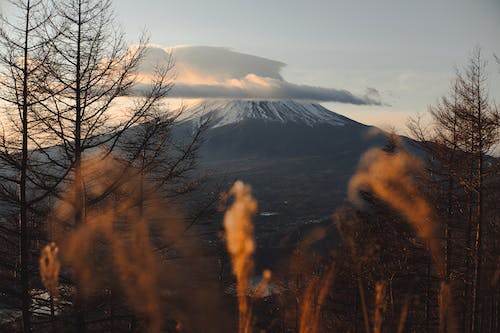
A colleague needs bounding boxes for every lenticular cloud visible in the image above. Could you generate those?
[134,45,382,105]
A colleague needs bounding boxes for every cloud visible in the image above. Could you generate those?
[364,87,380,99]
[135,45,382,105]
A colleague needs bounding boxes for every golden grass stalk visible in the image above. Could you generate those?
[299,264,335,333]
[438,282,458,333]
[223,180,257,333]
[253,269,272,298]
[348,148,457,332]
[396,294,411,333]
[348,148,444,277]
[373,280,386,333]
[49,156,173,333]
[39,242,60,298]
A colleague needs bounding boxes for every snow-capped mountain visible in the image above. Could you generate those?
[179,99,357,128]
[176,99,376,161]
[173,99,392,219]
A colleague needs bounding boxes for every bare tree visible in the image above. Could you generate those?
[409,46,499,333]
[0,1,58,331]
[21,0,217,330]
[27,1,178,330]
[456,47,499,333]
[36,0,153,216]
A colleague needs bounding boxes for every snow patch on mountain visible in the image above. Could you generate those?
[178,99,352,128]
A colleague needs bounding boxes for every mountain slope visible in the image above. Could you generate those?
[178,99,358,128]
[175,99,392,268]
[176,99,390,220]
[177,99,379,161]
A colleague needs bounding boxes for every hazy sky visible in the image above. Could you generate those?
[24,1,500,133]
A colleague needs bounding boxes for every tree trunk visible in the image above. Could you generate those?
[74,2,86,332]
[471,58,485,333]
[20,1,32,331]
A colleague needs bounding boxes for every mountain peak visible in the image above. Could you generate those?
[179,99,355,128]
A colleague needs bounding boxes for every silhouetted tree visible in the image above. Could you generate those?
[29,1,214,330]
[0,1,59,331]
[409,46,499,333]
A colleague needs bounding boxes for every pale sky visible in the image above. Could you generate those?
[1,0,499,133]
[113,0,500,134]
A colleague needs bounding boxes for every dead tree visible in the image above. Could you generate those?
[0,1,59,331]
[409,46,499,333]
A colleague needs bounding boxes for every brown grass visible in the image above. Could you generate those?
[39,242,60,298]
[348,148,444,277]
[223,180,258,333]
[299,264,335,333]
[35,147,468,332]
[348,148,457,332]
[46,155,183,333]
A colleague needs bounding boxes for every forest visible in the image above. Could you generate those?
[0,0,499,332]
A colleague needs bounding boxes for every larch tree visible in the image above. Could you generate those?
[31,0,176,330]
[28,0,213,330]
[456,47,499,333]
[0,1,58,331]
[409,46,499,333]
[37,0,150,223]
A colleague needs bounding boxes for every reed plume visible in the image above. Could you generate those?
[348,148,444,277]
[223,180,257,333]
[348,148,457,332]
[39,242,60,298]
[48,155,179,333]
[299,264,335,333]
[373,280,386,333]
[438,281,458,333]
[396,294,411,333]
[253,269,272,298]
